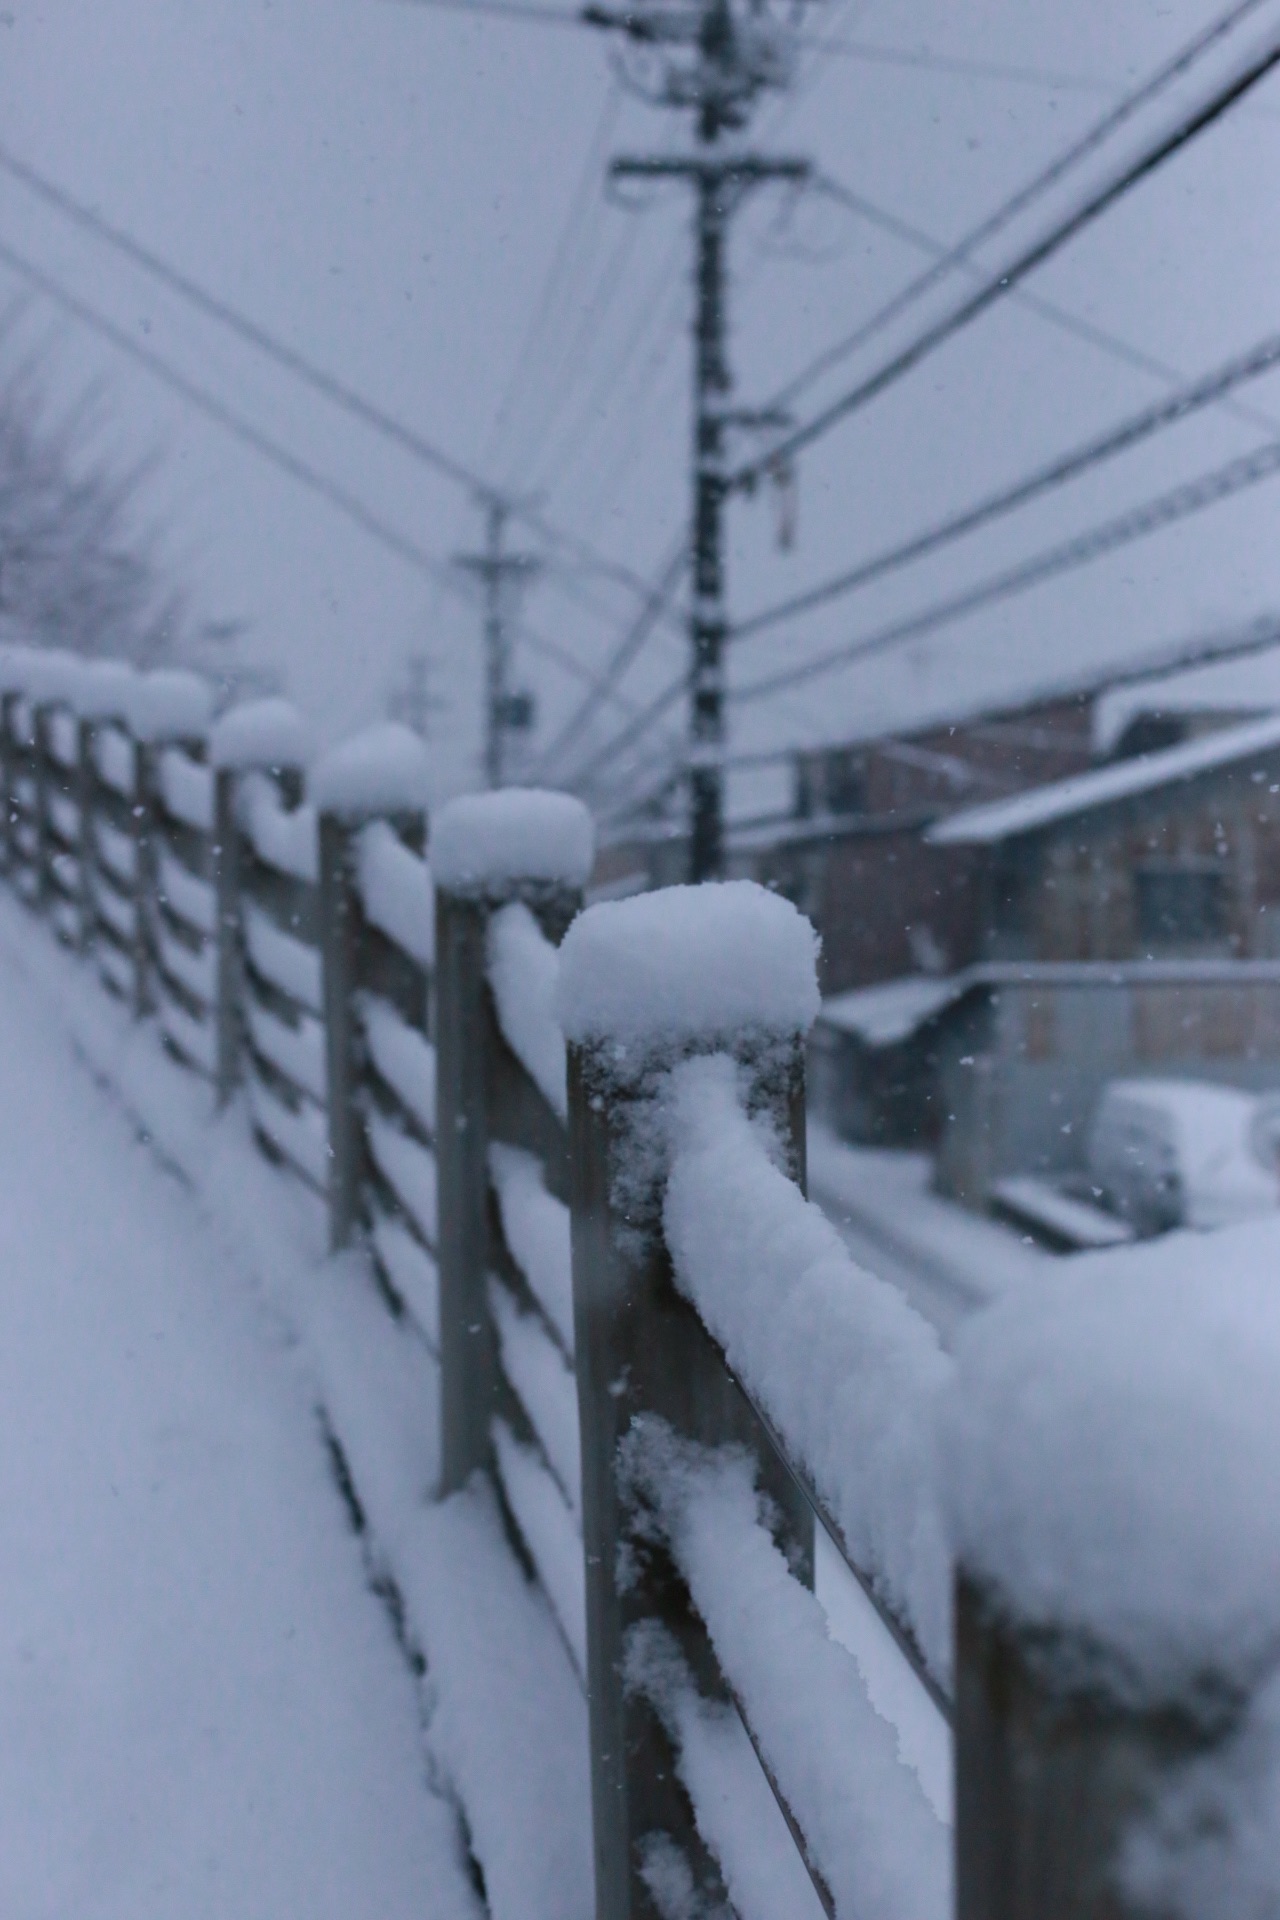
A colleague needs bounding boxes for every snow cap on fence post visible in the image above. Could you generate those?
[432,787,593,900]
[557,878,820,1059]
[944,1232,1280,1918]
[210,696,313,776]
[23,649,86,708]
[72,660,139,721]
[0,644,38,695]
[308,721,429,823]
[126,669,213,744]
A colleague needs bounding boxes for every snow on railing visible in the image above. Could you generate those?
[559,879,951,1919]
[625,1428,949,1920]
[663,1052,952,1684]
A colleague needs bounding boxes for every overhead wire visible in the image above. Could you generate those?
[732,326,1280,642]
[573,420,1280,797]
[0,138,682,630]
[482,82,623,474]
[766,0,1278,419]
[732,18,1280,490]
[0,232,647,729]
[810,169,1280,435]
[735,436,1280,703]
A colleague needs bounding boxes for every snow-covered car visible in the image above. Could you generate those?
[1087,1078,1280,1237]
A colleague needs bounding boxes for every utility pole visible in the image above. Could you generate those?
[589,0,809,880]
[388,650,446,740]
[454,498,541,788]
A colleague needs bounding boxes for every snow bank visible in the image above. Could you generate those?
[557,881,819,1053]
[358,820,433,966]
[630,1431,949,1920]
[664,1054,952,1680]
[127,669,213,742]
[308,722,429,818]
[944,1215,1280,1704]
[432,789,593,896]
[489,1145,574,1358]
[210,696,312,771]
[396,1479,593,1920]
[488,900,566,1118]
[371,1211,439,1350]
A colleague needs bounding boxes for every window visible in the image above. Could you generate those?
[822,750,866,818]
[1135,863,1227,946]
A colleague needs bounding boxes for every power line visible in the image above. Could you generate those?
[810,169,1280,436]
[800,38,1115,92]
[0,232,468,590]
[732,325,1280,642]
[732,16,1280,490]
[0,138,680,628]
[534,537,686,773]
[484,83,622,472]
[765,0,1277,420]
[574,429,1280,784]
[735,436,1280,704]
[395,0,1123,93]
[0,229,642,740]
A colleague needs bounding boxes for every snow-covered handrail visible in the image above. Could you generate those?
[559,879,948,1920]
[664,1053,952,1685]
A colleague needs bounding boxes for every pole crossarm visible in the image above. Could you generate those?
[609,153,809,184]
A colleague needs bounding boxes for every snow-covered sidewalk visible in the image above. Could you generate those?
[0,918,475,1917]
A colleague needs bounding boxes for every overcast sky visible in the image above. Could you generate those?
[2,0,1279,815]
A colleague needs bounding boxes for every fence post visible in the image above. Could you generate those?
[127,672,215,1020]
[431,790,593,1498]
[950,1271,1280,1920]
[208,698,313,1110]
[310,723,430,1253]
[74,662,140,961]
[558,882,820,1920]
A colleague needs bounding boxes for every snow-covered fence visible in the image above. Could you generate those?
[0,656,44,906]
[310,723,432,1255]
[432,790,593,1671]
[559,881,952,1920]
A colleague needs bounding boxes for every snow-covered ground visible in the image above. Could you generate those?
[807,1121,1047,1343]
[0,907,478,1915]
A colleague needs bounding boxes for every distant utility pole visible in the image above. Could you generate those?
[388,650,446,740]
[454,498,541,788]
[588,0,809,880]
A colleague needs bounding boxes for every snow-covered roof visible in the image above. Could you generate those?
[819,975,966,1048]
[928,711,1280,847]
[1093,644,1280,754]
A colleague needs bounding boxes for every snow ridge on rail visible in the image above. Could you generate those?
[629,1428,949,1920]
[663,1052,953,1683]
